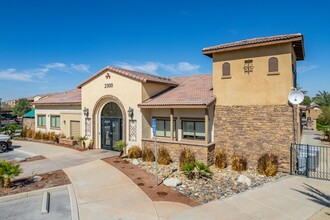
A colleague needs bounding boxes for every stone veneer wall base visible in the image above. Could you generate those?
[214,105,295,172]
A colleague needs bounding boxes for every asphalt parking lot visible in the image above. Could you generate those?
[0,188,72,220]
[0,148,33,162]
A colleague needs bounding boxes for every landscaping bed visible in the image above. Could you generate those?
[0,170,71,197]
[14,138,86,151]
[102,157,200,207]
[125,158,286,204]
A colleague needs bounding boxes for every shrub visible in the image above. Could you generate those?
[33,131,42,140]
[1,122,20,136]
[179,148,196,168]
[0,161,22,188]
[195,162,212,178]
[181,162,195,180]
[128,146,142,158]
[257,153,278,176]
[42,132,50,141]
[231,153,247,171]
[26,129,34,138]
[157,147,171,165]
[214,149,227,169]
[21,129,27,138]
[142,147,155,162]
[60,133,66,138]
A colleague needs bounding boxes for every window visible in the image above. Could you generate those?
[268,57,278,73]
[37,115,46,127]
[50,115,60,128]
[222,62,230,77]
[182,120,205,140]
[155,119,176,137]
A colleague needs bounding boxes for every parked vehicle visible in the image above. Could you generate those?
[0,134,12,153]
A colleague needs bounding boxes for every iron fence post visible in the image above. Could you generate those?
[306,144,309,178]
[290,143,292,175]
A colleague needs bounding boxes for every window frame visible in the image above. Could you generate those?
[50,115,61,129]
[37,115,46,127]
[182,119,205,140]
[268,57,279,75]
[222,62,231,78]
[153,118,176,138]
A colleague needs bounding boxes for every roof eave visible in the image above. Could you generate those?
[202,36,305,60]
[34,102,82,106]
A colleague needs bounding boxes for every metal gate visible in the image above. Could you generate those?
[290,143,330,180]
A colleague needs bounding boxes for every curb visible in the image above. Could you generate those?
[68,184,80,220]
[0,184,69,203]
[41,191,50,214]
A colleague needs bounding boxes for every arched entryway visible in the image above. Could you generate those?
[100,102,123,149]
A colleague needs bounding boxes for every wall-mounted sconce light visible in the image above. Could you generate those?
[127,107,134,119]
[83,107,89,118]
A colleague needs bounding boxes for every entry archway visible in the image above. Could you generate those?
[100,102,123,149]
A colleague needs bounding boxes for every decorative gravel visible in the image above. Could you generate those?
[125,159,287,204]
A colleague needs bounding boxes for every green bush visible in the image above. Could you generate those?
[179,148,196,168]
[181,162,195,180]
[142,147,155,162]
[157,147,171,165]
[115,140,127,156]
[1,122,20,136]
[214,149,227,169]
[195,162,212,178]
[231,153,247,171]
[0,161,22,188]
[128,146,142,158]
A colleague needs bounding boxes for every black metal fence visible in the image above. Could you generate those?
[290,143,330,180]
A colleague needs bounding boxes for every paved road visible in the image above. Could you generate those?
[10,140,330,220]
[301,130,326,146]
[0,149,33,162]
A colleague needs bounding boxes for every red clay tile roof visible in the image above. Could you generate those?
[203,33,304,60]
[77,66,178,88]
[139,74,215,108]
[33,89,81,106]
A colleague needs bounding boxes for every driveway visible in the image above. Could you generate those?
[9,140,330,220]
[0,148,33,162]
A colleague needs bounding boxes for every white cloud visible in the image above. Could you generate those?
[116,61,200,75]
[298,62,318,73]
[0,62,91,82]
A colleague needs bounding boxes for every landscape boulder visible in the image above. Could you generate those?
[163,177,182,187]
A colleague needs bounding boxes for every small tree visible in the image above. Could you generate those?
[12,99,31,117]
[78,136,88,149]
[114,140,127,157]
[0,161,22,188]
[2,122,20,136]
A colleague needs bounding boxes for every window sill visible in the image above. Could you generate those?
[267,72,280,76]
[50,127,61,130]
[37,126,46,128]
[221,75,231,79]
[142,138,213,147]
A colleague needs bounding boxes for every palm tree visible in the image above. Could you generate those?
[313,90,330,106]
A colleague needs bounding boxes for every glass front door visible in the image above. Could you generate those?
[101,117,122,150]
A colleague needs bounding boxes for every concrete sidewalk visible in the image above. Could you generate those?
[169,176,330,220]
[11,140,330,220]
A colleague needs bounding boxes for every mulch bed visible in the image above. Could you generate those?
[0,170,71,197]
[102,157,200,207]
[20,155,47,163]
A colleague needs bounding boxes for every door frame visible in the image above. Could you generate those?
[101,117,123,150]
[92,96,126,150]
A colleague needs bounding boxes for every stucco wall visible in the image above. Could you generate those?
[34,105,81,136]
[81,70,144,148]
[142,83,170,101]
[212,43,296,105]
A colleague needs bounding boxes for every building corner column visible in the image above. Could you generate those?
[205,108,209,144]
[170,108,174,141]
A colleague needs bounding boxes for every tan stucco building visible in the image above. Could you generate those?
[33,33,305,170]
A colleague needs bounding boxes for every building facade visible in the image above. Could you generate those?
[33,33,305,170]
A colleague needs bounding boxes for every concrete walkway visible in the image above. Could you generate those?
[11,140,330,220]
[301,130,325,146]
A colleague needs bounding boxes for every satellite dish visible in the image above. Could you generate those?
[288,90,304,105]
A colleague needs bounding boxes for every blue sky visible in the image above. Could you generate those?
[0,0,329,101]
